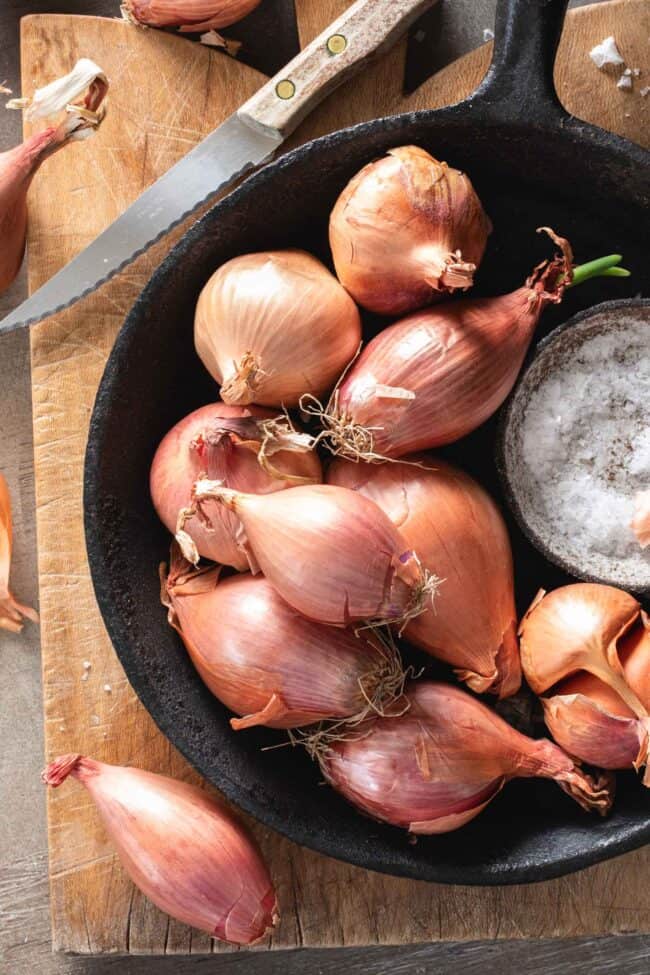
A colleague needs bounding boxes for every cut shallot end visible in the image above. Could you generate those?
[324,230,575,459]
[194,250,361,408]
[327,456,520,697]
[165,558,407,729]
[519,583,648,719]
[187,480,436,626]
[0,473,38,632]
[150,402,321,570]
[631,490,650,548]
[316,682,613,833]
[42,755,278,944]
[124,0,262,29]
[329,146,491,315]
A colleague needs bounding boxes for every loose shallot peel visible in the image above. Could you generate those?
[314,230,629,460]
[150,402,321,569]
[316,682,613,834]
[163,548,408,730]
[0,473,38,632]
[329,146,491,315]
[194,250,361,408]
[42,755,278,944]
[181,481,438,627]
[327,456,520,698]
[522,588,650,783]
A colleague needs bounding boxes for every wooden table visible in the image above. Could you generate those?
[1,2,648,974]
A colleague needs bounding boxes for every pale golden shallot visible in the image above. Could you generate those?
[0,473,38,632]
[123,0,261,32]
[42,754,278,944]
[181,481,438,626]
[329,146,491,315]
[316,682,613,834]
[150,402,321,569]
[631,491,650,548]
[313,232,628,460]
[521,585,650,783]
[327,456,520,697]
[164,554,406,729]
[194,250,362,408]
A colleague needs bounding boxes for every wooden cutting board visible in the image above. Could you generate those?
[25,0,649,956]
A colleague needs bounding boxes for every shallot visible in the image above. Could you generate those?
[123,0,262,32]
[520,583,650,783]
[310,231,629,459]
[164,552,406,729]
[180,481,438,626]
[327,456,520,697]
[42,754,278,943]
[150,402,321,569]
[0,473,38,632]
[316,682,613,834]
[632,491,650,548]
[194,250,361,408]
[329,146,491,315]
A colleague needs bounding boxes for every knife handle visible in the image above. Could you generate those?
[237,0,435,139]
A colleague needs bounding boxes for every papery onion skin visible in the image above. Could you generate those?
[192,482,430,625]
[519,583,647,718]
[125,0,262,30]
[331,234,573,457]
[42,755,278,944]
[194,250,362,408]
[0,472,39,632]
[150,402,321,570]
[329,146,491,315]
[327,456,520,698]
[318,682,613,833]
[166,563,403,729]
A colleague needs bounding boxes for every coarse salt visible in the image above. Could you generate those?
[517,319,650,581]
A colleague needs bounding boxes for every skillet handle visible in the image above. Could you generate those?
[476,0,569,120]
[237,0,435,139]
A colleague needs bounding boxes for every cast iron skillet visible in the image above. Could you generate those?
[85,0,650,884]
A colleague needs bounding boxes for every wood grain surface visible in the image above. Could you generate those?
[24,0,649,957]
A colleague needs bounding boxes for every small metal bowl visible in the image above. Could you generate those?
[498,298,650,595]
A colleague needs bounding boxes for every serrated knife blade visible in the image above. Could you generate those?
[0,115,282,335]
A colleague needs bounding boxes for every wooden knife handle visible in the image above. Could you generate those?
[237,0,435,139]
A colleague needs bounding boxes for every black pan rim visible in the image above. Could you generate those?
[84,105,650,886]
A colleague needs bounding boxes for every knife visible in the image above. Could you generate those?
[1,0,434,334]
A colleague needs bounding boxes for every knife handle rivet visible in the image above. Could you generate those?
[326,34,347,55]
[275,79,296,100]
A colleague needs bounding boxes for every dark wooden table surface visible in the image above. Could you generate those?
[1,1,648,973]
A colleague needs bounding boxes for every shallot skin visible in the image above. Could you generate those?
[42,755,278,944]
[329,146,491,315]
[150,402,321,569]
[319,682,613,834]
[166,567,401,729]
[198,482,427,625]
[327,456,520,697]
[194,250,361,408]
[125,0,262,30]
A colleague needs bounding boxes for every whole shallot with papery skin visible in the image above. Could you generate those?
[194,250,361,408]
[123,0,261,32]
[327,456,520,697]
[150,402,321,569]
[0,473,38,632]
[329,146,491,315]
[164,552,406,729]
[181,481,438,626]
[632,491,650,548]
[316,682,613,834]
[42,755,278,943]
[520,583,650,784]
[310,231,630,460]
